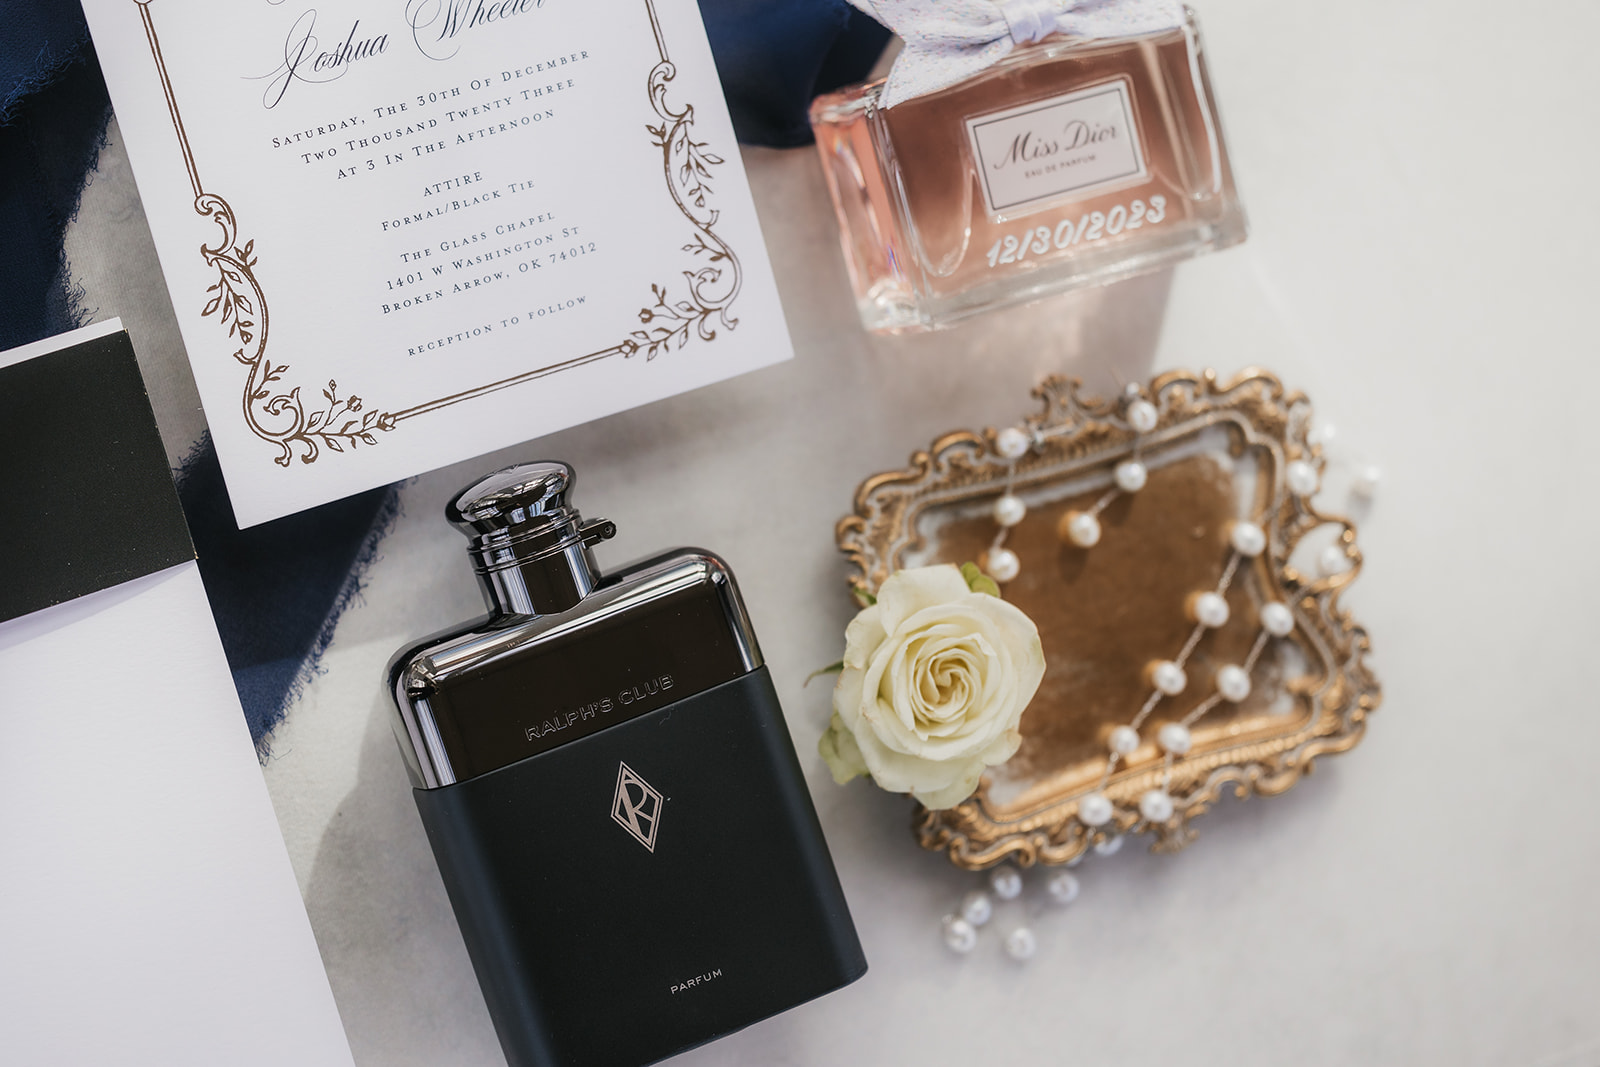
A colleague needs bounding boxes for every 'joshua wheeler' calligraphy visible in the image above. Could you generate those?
[406,0,549,61]
[255,11,389,109]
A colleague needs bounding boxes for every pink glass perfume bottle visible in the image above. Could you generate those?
[811,4,1246,332]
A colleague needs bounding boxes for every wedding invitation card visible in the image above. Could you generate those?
[81,0,792,526]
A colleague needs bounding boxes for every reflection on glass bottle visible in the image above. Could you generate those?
[811,9,1246,332]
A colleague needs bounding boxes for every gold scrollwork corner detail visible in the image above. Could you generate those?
[195,194,395,466]
[147,0,742,466]
[628,58,742,359]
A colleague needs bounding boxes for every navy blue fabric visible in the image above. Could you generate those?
[0,8,109,351]
[1,0,882,748]
[701,0,890,147]
[176,438,398,748]
[0,0,93,125]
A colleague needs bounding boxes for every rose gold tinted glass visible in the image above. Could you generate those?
[811,11,1246,332]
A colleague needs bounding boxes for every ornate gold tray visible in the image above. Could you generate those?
[836,370,1380,868]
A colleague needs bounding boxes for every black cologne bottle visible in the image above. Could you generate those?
[387,461,866,1067]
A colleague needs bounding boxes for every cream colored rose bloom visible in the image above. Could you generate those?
[819,564,1045,810]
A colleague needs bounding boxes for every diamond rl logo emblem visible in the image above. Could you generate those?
[611,762,662,852]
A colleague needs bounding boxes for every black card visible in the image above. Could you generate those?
[0,326,194,624]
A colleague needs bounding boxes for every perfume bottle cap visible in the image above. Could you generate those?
[448,461,616,616]
[448,461,577,535]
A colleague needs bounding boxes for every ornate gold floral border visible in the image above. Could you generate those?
[135,0,741,466]
[835,369,1381,867]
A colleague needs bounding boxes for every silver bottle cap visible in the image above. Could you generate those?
[448,461,616,616]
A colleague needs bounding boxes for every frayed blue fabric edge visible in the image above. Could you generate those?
[254,481,404,763]
[1,39,114,349]
[0,26,91,127]
[175,432,404,759]
[58,115,112,330]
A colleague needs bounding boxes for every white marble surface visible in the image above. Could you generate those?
[64,0,1600,1064]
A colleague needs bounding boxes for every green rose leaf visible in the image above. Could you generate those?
[804,660,844,687]
[960,561,1001,598]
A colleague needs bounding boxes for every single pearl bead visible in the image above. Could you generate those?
[1157,722,1192,755]
[1216,664,1251,702]
[1193,591,1230,628]
[942,914,978,953]
[1151,660,1187,696]
[1286,459,1319,497]
[995,426,1031,460]
[1114,459,1148,493]
[1127,399,1159,433]
[1109,725,1140,756]
[1046,871,1081,905]
[1229,520,1266,558]
[1004,927,1038,961]
[1260,602,1294,637]
[989,866,1023,901]
[1352,463,1382,499]
[1078,792,1113,827]
[1139,789,1174,822]
[993,493,1027,528]
[1318,545,1348,577]
[1060,510,1101,548]
[960,890,993,927]
[1309,421,1338,447]
[983,546,1021,583]
[1093,835,1123,856]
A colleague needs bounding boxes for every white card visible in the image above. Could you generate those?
[0,563,355,1065]
[81,0,792,526]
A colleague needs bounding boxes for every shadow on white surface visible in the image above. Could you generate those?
[304,696,504,1067]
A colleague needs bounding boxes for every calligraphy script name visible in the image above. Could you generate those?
[256,10,390,109]
[405,0,548,61]
[991,120,1119,173]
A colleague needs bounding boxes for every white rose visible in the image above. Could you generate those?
[819,564,1045,810]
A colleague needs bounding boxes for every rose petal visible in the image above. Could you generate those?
[976,727,1023,767]
[914,760,988,810]
[841,603,887,671]
[874,564,971,635]
[850,717,977,800]
[831,663,868,730]
[818,712,869,784]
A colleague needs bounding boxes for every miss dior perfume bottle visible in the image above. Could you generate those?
[388,462,866,1067]
[811,4,1246,331]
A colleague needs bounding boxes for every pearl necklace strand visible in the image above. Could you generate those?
[976,388,1320,828]
[980,391,1161,583]
[939,396,1369,959]
[1078,523,1292,828]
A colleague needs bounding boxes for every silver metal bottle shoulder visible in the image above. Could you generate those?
[387,461,762,789]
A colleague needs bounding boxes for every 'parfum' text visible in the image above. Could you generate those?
[670,969,723,994]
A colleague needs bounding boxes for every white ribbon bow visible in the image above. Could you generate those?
[850,0,1187,107]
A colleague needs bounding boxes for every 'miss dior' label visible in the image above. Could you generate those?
[966,80,1147,215]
